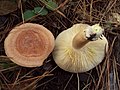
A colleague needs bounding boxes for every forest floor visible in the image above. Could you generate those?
[0,0,120,90]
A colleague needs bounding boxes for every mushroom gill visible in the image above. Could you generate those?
[52,23,108,73]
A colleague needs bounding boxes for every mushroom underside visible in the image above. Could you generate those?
[53,24,108,73]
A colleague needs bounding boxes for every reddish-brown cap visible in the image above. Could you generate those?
[4,23,54,67]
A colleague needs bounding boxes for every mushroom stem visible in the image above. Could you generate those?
[72,31,89,49]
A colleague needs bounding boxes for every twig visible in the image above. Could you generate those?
[12,68,22,89]
[19,0,25,23]
[107,53,110,90]
[82,83,91,90]
[63,74,73,90]
[99,0,117,23]
[90,0,93,22]
[96,36,117,89]
[0,66,18,72]
[77,73,80,90]
[57,0,68,9]
[35,77,55,88]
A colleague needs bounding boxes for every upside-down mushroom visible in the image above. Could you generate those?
[52,23,108,73]
[4,23,54,67]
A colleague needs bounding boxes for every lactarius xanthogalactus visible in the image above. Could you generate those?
[53,24,108,73]
[4,23,54,67]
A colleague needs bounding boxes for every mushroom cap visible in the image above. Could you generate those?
[52,24,108,73]
[4,23,54,67]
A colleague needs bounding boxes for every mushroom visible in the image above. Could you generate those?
[52,23,108,73]
[4,23,54,67]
